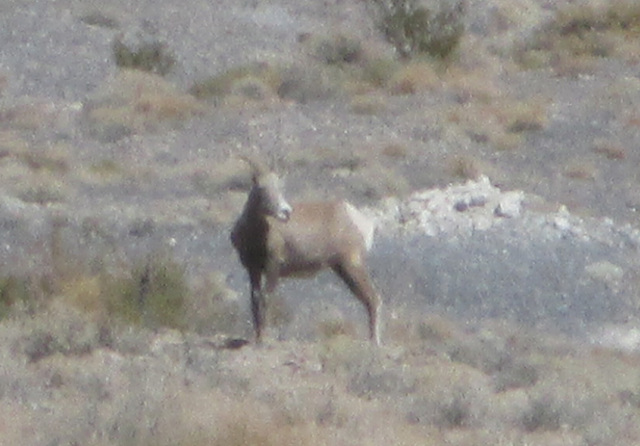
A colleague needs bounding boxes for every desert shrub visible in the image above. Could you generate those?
[310,34,363,65]
[348,368,415,399]
[436,388,474,428]
[188,271,242,336]
[493,361,540,392]
[0,276,32,319]
[370,0,465,59]
[593,140,626,160]
[521,395,562,432]
[85,70,203,141]
[351,164,410,201]
[113,33,175,75]
[516,1,640,72]
[17,182,67,205]
[449,154,483,180]
[564,160,597,181]
[359,57,400,88]
[106,254,188,330]
[408,361,492,428]
[350,94,387,115]
[283,146,364,171]
[320,335,379,375]
[230,76,272,100]
[388,60,440,94]
[381,143,409,159]
[17,301,106,362]
[189,63,281,101]
[17,150,68,174]
[317,318,358,340]
[89,159,122,177]
[277,63,344,103]
[447,97,547,151]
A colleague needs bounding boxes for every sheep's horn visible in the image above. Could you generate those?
[237,155,269,176]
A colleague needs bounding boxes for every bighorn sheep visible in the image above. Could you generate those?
[230,158,382,345]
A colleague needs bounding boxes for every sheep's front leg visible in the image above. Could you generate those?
[249,269,265,343]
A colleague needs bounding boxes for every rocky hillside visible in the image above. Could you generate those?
[1,0,640,444]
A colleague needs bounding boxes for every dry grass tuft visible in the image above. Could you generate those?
[188,271,241,336]
[0,101,60,131]
[564,160,598,180]
[494,98,549,133]
[0,130,29,152]
[104,254,188,330]
[593,140,626,160]
[79,10,119,29]
[47,236,191,332]
[277,63,345,103]
[16,149,69,174]
[409,359,493,428]
[60,275,106,315]
[284,146,365,172]
[444,67,502,104]
[190,63,282,102]
[320,335,379,375]
[15,178,70,205]
[388,60,441,95]
[304,33,364,66]
[447,96,548,151]
[358,57,401,89]
[191,157,251,197]
[448,154,484,180]
[86,70,204,141]
[317,317,358,341]
[516,1,640,73]
[0,275,33,319]
[189,63,283,105]
[350,163,410,201]
[350,94,387,115]
[380,143,409,159]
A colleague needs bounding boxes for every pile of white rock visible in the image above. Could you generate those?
[368,176,640,249]
[368,176,525,237]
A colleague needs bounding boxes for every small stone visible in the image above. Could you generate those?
[495,192,523,218]
[585,261,624,284]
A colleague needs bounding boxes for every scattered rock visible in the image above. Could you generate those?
[584,261,624,285]
[591,324,640,352]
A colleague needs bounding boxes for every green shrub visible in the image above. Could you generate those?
[0,276,32,319]
[113,37,175,75]
[17,183,67,205]
[359,57,400,88]
[107,254,187,329]
[277,63,344,103]
[521,396,562,431]
[312,34,363,65]
[370,0,465,59]
[189,63,280,100]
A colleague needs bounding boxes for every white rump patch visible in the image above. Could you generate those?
[345,202,375,251]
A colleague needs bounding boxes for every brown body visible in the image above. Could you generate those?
[230,164,382,345]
